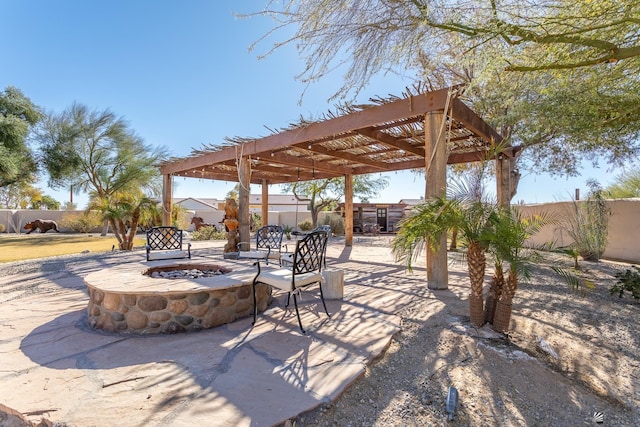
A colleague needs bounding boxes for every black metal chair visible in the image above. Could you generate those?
[237,225,285,264]
[281,224,331,267]
[251,230,329,333]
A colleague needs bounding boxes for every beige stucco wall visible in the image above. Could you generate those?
[1,209,91,233]
[7,200,637,264]
[518,198,640,264]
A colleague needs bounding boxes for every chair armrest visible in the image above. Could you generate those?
[237,241,250,251]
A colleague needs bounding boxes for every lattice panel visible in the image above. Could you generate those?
[147,227,183,250]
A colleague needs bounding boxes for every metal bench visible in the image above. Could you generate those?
[145,226,191,261]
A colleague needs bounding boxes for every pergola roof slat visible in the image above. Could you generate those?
[159,87,506,185]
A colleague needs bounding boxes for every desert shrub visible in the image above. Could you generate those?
[562,180,610,262]
[171,204,189,230]
[0,224,4,233]
[59,212,103,233]
[322,213,345,235]
[297,219,313,231]
[251,213,262,230]
[191,226,226,241]
[611,266,640,301]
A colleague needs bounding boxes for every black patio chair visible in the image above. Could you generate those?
[281,224,331,267]
[237,225,285,264]
[251,230,329,333]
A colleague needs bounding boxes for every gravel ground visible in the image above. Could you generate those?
[288,252,640,427]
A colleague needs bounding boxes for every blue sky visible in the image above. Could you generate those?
[2,0,621,208]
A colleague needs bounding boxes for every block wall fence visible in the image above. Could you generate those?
[2,199,639,264]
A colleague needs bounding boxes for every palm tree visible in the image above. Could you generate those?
[90,192,158,250]
[392,193,494,327]
[459,201,494,327]
[489,207,551,331]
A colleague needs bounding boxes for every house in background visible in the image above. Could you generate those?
[174,195,309,213]
[249,194,309,212]
[399,197,424,214]
[337,202,408,233]
[173,197,220,211]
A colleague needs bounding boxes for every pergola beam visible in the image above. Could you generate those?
[450,98,503,144]
[355,127,425,157]
[159,88,452,176]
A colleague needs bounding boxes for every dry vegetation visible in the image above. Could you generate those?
[0,234,144,263]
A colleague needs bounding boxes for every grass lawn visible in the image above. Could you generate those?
[0,234,146,263]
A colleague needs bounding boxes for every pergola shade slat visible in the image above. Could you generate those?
[159,87,506,185]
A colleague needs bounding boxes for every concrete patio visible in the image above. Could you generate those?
[0,237,465,427]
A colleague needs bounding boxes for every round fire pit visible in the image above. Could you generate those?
[84,261,271,334]
[143,263,231,279]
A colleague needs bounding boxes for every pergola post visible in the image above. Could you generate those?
[162,174,172,226]
[261,179,269,226]
[425,111,449,290]
[496,155,511,208]
[344,174,354,246]
[238,157,251,248]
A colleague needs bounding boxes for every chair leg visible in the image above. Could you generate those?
[251,262,262,327]
[318,280,330,317]
[292,293,305,334]
[285,293,291,307]
[251,281,258,325]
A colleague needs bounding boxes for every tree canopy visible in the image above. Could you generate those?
[0,86,42,187]
[36,103,168,203]
[604,169,640,198]
[282,174,389,227]
[251,1,640,183]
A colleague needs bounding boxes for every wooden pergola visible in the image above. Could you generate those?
[159,87,515,289]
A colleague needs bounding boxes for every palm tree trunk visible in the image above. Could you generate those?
[484,263,505,324]
[469,294,485,327]
[492,298,513,332]
[109,218,124,250]
[449,227,458,251]
[116,219,129,250]
[492,269,518,332]
[100,219,109,237]
[467,241,486,327]
[123,208,141,251]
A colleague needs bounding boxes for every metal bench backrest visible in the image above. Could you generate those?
[146,226,183,250]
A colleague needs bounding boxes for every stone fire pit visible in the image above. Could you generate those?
[84,261,271,334]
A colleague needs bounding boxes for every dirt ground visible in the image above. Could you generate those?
[292,251,639,427]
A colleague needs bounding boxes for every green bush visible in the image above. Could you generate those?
[59,212,103,233]
[322,214,345,235]
[297,219,313,231]
[191,226,226,241]
[611,266,640,301]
